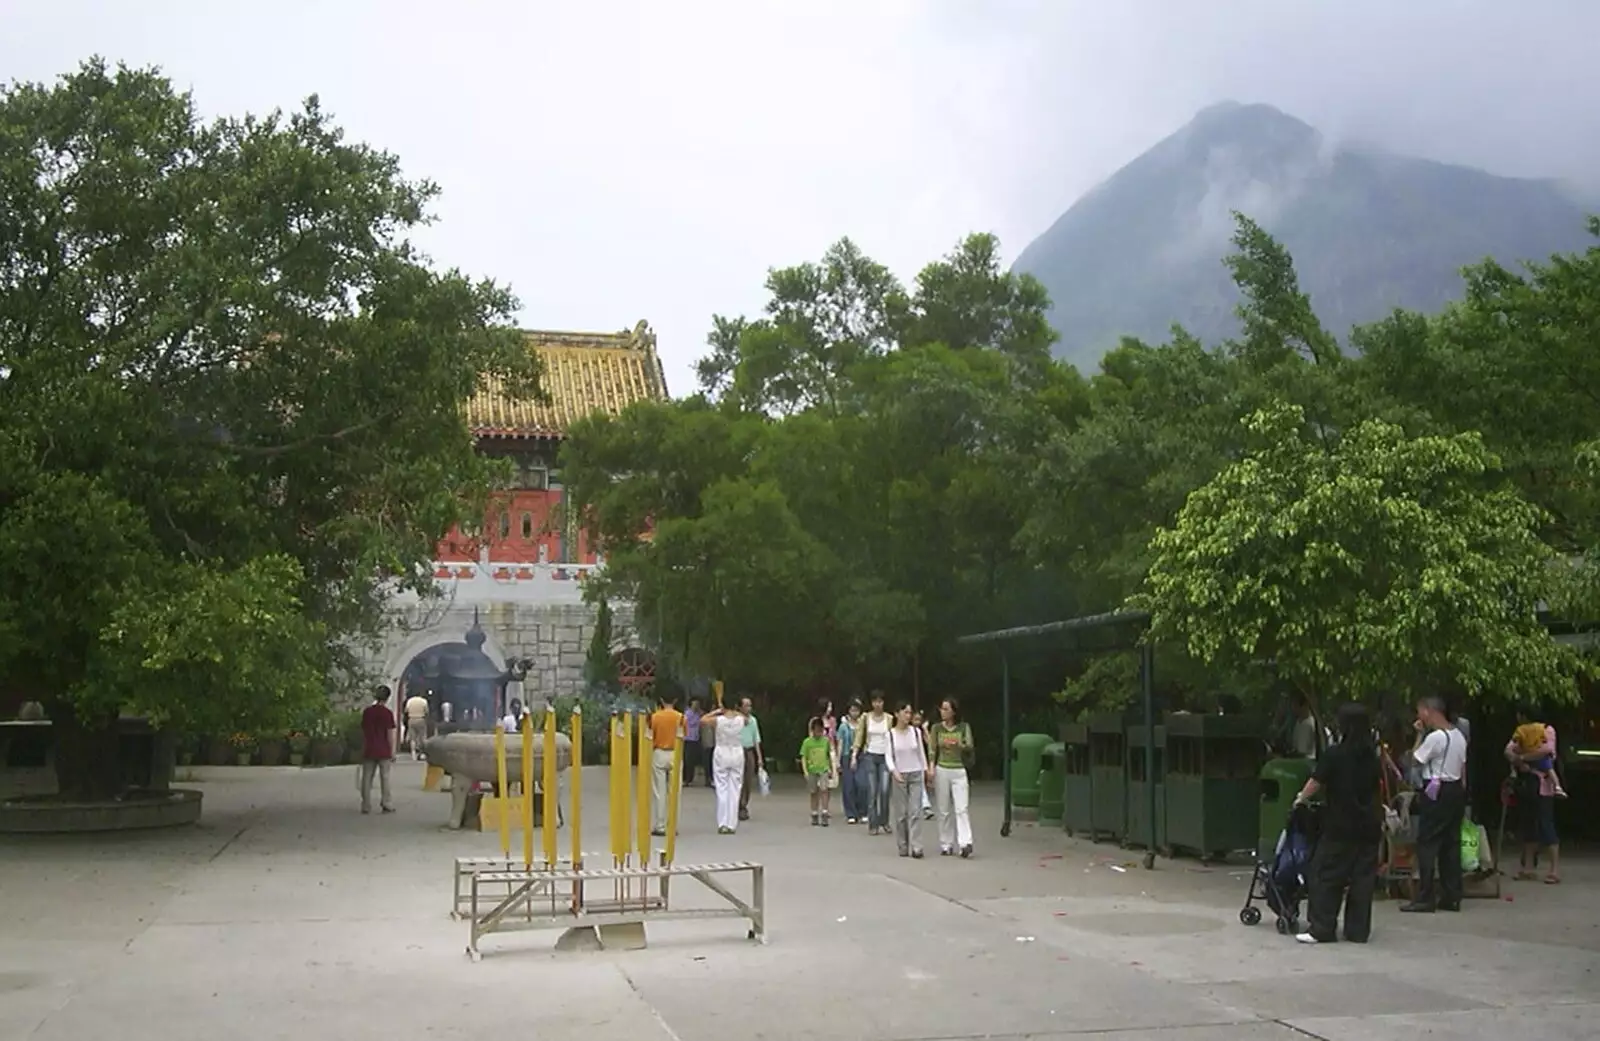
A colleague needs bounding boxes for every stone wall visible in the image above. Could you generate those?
[357,597,638,706]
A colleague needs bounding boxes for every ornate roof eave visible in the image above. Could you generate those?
[464,320,668,440]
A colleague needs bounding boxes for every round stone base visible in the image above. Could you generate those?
[0,788,203,833]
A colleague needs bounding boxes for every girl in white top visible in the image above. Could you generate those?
[886,703,931,858]
[700,704,747,834]
[851,692,894,834]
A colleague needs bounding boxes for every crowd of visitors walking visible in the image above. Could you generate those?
[660,689,976,858]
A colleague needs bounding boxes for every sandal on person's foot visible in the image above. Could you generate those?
[1545,874,1561,884]
[1515,870,1537,881]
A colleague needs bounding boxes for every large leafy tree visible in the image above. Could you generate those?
[0,62,533,796]
[567,233,1083,700]
[1138,402,1581,708]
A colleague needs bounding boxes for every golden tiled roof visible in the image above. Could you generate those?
[467,321,669,439]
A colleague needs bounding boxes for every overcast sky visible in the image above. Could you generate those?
[5,1,1598,394]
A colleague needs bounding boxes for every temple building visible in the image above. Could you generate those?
[361,321,668,721]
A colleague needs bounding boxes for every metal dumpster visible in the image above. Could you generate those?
[1165,713,1265,860]
[1088,714,1127,842]
[1125,723,1167,852]
[1060,722,1093,836]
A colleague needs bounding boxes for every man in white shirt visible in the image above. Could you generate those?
[404,692,431,760]
[1401,695,1468,913]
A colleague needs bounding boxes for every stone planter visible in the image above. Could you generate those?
[0,789,203,833]
[288,752,305,767]
[206,739,232,766]
[258,739,287,766]
[234,752,252,767]
[312,739,344,766]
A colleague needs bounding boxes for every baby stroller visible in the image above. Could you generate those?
[1239,801,1321,934]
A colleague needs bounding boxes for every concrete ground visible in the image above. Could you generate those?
[2,762,1596,1041]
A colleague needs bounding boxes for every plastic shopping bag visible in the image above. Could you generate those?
[1460,819,1482,873]
[757,767,771,796]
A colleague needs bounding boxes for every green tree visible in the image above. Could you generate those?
[1138,402,1581,708]
[584,598,620,691]
[568,232,1083,702]
[0,62,533,796]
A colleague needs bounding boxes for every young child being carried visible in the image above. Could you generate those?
[799,717,834,826]
[1513,721,1567,798]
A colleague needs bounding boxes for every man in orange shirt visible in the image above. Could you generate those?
[648,693,684,836]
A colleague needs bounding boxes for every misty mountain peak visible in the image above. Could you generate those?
[1013,104,1592,370]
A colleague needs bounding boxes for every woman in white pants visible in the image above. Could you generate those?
[929,698,975,858]
[702,705,747,834]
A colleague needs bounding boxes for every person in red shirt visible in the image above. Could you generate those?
[359,686,397,814]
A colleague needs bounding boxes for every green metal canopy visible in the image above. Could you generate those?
[956,608,1161,868]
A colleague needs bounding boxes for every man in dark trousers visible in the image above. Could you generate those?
[737,695,763,821]
[359,686,397,815]
[1402,695,1467,912]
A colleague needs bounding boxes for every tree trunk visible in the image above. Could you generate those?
[50,700,124,801]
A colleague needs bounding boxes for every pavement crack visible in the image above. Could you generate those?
[615,963,683,1041]
[1275,1020,1334,1041]
[207,823,250,861]
[881,872,982,914]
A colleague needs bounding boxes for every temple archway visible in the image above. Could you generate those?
[388,615,510,725]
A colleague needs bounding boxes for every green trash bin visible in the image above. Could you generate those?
[1165,713,1266,860]
[1060,722,1093,836]
[1258,757,1315,860]
[1088,714,1127,842]
[1126,723,1167,852]
[1039,741,1066,824]
[1010,733,1053,809]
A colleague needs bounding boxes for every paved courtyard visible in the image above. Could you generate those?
[2,761,1596,1041]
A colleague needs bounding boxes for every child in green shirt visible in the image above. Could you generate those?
[799,717,834,826]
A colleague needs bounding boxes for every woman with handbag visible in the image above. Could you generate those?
[929,698,975,858]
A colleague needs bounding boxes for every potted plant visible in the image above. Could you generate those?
[175,733,199,767]
[342,711,367,763]
[205,734,232,766]
[229,732,256,766]
[257,732,288,766]
[311,715,345,766]
[288,731,310,767]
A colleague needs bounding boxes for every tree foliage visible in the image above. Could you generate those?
[0,61,533,795]
[568,209,1600,722]
[1139,403,1580,707]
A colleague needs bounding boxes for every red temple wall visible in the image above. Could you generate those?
[435,487,595,564]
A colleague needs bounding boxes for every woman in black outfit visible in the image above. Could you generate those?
[1292,702,1382,945]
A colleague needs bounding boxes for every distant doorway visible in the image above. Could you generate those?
[614,647,656,699]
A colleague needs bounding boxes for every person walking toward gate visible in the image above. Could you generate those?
[737,696,764,822]
[701,702,747,834]
[699,703,717,788]
[1292,703,1381,944]
[404,690,430,760]
[886,702,929,858]
[930,698,975,858]
[359,686,397,815]
[682,698,703,787]
[1401,695,1467,913]
[648,694,683,836]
